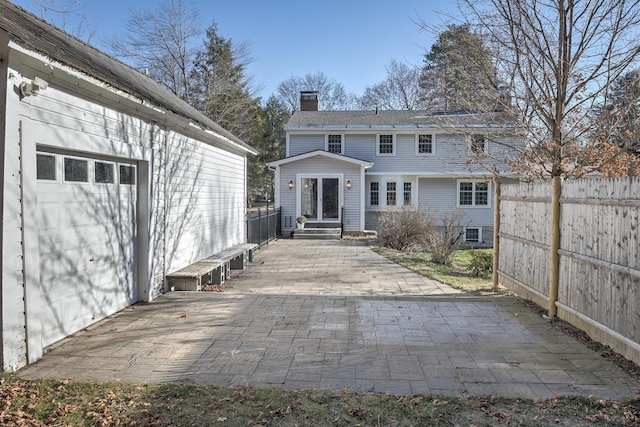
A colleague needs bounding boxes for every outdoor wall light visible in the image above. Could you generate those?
[288,180,294,190]
[20,76,49,97]
[346,180,352,190]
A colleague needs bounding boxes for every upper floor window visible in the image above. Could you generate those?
[458,180,490,207]
[370,182,379,206]
[470,135,487,154]
[416,134,434,155]
[386,182,397,206]
[377,134,395,156]
[326,134,343,154]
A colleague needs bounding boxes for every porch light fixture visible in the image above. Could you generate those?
[346,180,351,190]
[288,180,294,190]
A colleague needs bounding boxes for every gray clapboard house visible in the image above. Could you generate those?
[269,92,519,241]
[0,2,256,370]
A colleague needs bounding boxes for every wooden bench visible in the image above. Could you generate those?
[167,243,258,291]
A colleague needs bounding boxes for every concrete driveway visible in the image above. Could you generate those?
[18,240,639,399]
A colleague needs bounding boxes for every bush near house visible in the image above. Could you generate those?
[468,248,494,277]
[376,207,435,251]
[377,208,469,266]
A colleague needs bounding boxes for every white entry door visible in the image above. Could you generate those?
[299,176,341,222]
[35,150,138,348]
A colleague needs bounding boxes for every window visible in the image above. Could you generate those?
[64,157,88,182]
[458,180,490,207]
[37,153,56,180]
[464,227,481,243]
[386,182,396,206]
[470,135,487,154]
[403,182,412,205]
[119,165,136,185]
[95,161,115,184]
[327,134,342,154]
[416,134,434,155]
[377,134,395,155]
[370,182,379,206]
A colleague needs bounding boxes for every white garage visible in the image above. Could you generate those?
[36,151,138,348]
[0,3,256,371]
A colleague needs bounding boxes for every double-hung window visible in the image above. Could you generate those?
[416,134,434,155]
[470,135,487,154]
[458,180,490,207]
[327,134,343,154]
[370,182,379,206]
[377,134,395,155]
[386,182,397,206]
[403,182,412,205]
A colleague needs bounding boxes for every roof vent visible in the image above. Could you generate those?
[300,91,319,111]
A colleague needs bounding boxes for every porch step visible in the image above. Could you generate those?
[293,227,342,240]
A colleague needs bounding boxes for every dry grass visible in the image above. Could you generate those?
[1,375,638,426]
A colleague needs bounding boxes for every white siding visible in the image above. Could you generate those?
[164,134,246,273]
[2,53,249,370]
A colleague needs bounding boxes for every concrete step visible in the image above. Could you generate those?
[293,227,341,240]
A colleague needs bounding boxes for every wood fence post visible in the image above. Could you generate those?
[548,177,561,317]
[492,179,500,290]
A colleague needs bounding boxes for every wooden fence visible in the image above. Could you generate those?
[496,177,640,365]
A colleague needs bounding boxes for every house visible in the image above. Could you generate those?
[0,2,256,371]
[269,92,519,242]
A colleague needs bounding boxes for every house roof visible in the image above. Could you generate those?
[285,110,515,131]
[0,1,256,154]
[268,150,374,168]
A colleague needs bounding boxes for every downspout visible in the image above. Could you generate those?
[162,126,169,293]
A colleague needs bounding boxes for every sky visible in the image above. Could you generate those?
[11,0,458,101]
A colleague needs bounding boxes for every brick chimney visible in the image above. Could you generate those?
[300,91,319,111]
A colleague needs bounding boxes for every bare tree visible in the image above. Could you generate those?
[24,0,96,41]
[464,0,640,179]
[106,0,201,103]
[358,59,430,110]
[276,72,353,111]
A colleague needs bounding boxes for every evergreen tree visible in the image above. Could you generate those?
[597,70,640,155]
[191,22,259,142]
[248,96,290,201]
[420,24,499,111]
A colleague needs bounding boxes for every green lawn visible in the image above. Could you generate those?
[372,247,497,293]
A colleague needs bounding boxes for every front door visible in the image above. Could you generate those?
[300,177,340,222]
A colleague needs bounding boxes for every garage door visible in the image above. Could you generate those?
[35,150,138,348]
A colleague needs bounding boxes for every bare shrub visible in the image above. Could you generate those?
[376,206,435,251]
[424,210,469,265]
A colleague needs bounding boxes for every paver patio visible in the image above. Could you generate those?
[18,240,640,399]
